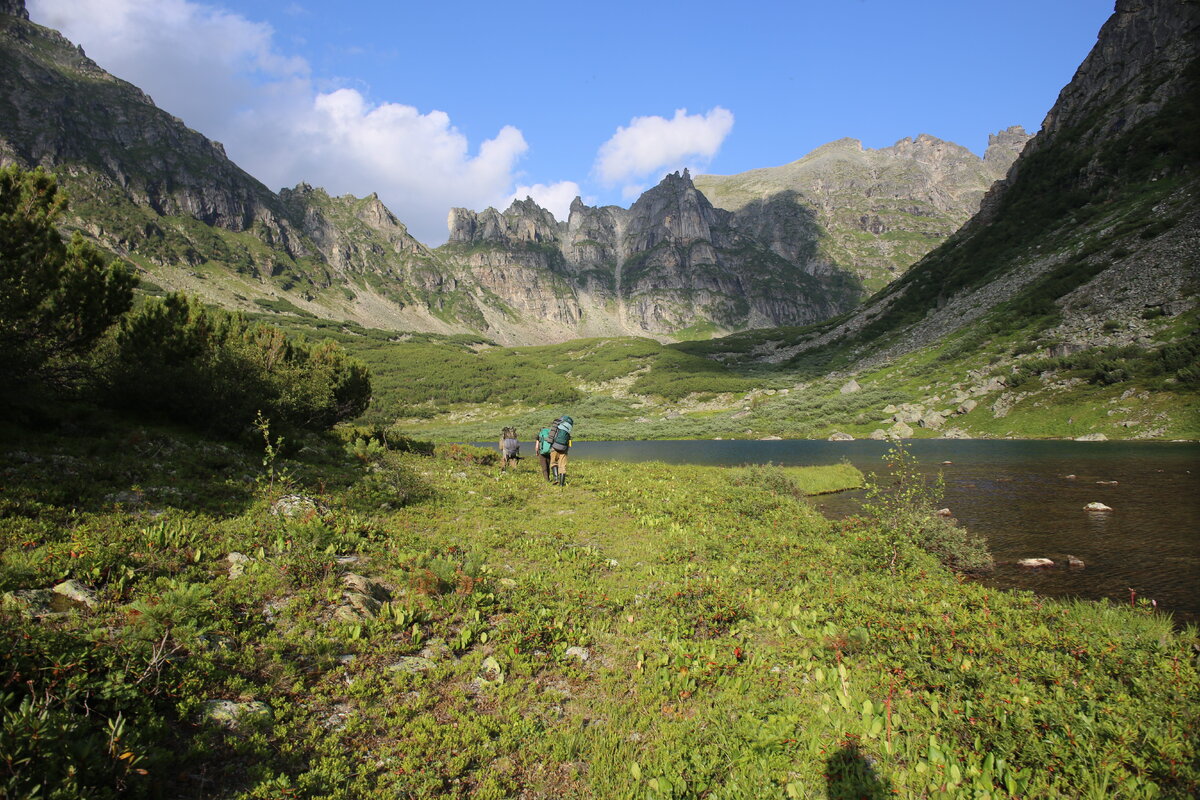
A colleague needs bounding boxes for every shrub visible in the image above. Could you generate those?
[916,516,995,574]
[861,442,993,573]
[433,443,498,466]
[103,293,371,435]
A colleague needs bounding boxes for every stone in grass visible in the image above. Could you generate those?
[869,429,888,441]
[201,699,272,730]
[935,508,953,518]
[53,580,98,609]
[564,646,589,664]
[270,494,329,519]
[225,552,251,578]
[1074,433,1108,442]
[342,573,390,602]
[388,656,435,674]
[1,589,57,618]
[335,592,381,620]
[1084,502,1114,512]
[1017,558,1055,568]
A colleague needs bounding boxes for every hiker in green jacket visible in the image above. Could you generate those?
[547,415,574,486]
[534,425,553,482]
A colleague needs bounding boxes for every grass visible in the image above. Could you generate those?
[2,414,1197,798]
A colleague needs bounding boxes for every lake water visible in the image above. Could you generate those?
[567,439,1200,625]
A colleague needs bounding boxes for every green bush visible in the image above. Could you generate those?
[0,166,135,401]
[102,293,371,435]
[861,442,993,573]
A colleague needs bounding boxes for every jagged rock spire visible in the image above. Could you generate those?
[1,0,29,19]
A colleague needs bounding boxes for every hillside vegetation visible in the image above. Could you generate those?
[2,416,1196,799]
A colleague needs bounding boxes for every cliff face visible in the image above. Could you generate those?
[694,129,1030,293]
[0,4,303,259]
[777,0,1200,371]
[441,170,861,337]
[0,2,465,332]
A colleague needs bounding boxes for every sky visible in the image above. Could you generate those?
[27,0,1115,245]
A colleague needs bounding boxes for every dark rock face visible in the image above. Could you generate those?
[796,0,1200,371]
[0,8,309,276]
[440,169,861,336]
[0,0,28,20]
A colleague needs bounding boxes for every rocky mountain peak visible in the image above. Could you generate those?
[1,0,28,20]
[446,196,561,245]
[626,169,723,246]
[983,125,1031,169]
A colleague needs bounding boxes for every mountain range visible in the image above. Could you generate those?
[1,0,1025,345]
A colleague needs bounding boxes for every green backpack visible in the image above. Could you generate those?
[537,427,553,456]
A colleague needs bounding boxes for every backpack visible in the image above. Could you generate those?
[537,427,553,456]
[551,415,573,452]
[502,438,519,457]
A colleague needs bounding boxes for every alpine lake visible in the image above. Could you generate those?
[559,439,1200,625]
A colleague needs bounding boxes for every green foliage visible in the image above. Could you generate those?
[1009,328,1200,391]
[861,442,993,573]
[0,419,1195,797]
[0,166,135,398]
[630,345,754,400]
[729,462,863,497]
[103,293,371,435]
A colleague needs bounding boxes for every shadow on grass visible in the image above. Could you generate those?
[826,737,893,800]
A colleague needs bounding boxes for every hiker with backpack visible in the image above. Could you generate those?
[534,424,554,482]
[498,426,521,472]
[546,415,573,486]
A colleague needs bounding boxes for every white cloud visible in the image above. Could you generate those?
[503,181,584,222]
[25,0,537,244]
[594,107,735,190]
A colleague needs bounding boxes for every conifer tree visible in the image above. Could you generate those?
[0,165,135,393]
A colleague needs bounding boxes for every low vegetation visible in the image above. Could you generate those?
[1,418,1196,799]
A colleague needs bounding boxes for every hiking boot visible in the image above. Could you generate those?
[551,466,558,482]
[557,473,566,486]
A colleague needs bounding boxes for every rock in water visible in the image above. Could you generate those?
[1067,555,1085,568]
[1084,502,1113,512]
[827,432,854,441]
[1017,558,1055,568]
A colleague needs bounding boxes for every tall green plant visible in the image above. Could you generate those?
[861,441,946,570]
[861,441,992,572]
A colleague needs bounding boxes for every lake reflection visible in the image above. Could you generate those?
[569,439,1200,624]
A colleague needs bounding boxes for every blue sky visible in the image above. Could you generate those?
[28,0,1114,244]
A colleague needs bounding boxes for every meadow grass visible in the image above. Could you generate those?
[1,415,1197,798]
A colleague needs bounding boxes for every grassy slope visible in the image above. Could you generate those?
[1,418,1197,798]
[250,308,1197,442]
